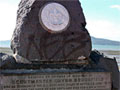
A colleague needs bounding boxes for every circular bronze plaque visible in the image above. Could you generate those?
[39,3,70,33]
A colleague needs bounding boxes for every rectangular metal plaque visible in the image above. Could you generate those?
[0,72,111,90]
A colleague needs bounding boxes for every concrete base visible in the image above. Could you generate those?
[0,69,111,90]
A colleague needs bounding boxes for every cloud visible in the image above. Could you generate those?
[86,19,120,42]
[0,2,18,40]
[110,5,120,11]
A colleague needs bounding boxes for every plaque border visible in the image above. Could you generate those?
[38,2,71,33]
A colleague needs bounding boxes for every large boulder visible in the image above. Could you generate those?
[0,53,16,69]
[98,57,119,90]
[90,50,119,90]
[11,0,91,62]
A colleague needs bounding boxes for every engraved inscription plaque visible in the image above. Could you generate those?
[39,2,70,33]
[0,72,111,90]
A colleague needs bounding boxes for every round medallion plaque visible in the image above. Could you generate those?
[39,3,70,33]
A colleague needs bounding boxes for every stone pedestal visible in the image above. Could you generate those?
[0,69,111,90]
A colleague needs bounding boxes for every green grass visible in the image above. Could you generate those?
[99,50,120,55]
[0,47,13,55]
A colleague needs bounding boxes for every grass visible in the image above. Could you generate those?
[99,50,120,55]
[0,47,13,55]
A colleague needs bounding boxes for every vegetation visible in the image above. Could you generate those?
[0,47,13,55]
[99,50,120,55]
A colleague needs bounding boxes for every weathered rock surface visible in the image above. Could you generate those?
[98,57,119,90]
[89,50,119,90]
[11,0,91,62]
[0,53,16,69]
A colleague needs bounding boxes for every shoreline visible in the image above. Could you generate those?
[0,47,120,70]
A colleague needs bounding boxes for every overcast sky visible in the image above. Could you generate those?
[0,0,120,41]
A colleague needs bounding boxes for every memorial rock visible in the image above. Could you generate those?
[1,0,119,90]
[11,0,91,62]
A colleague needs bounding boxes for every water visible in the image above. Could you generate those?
[92,44,120,50]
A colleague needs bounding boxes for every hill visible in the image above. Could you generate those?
[91,37,120,46]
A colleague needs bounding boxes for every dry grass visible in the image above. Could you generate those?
[0,47,13,55]
[99,50,120,55]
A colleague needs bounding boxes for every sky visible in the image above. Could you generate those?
[81,0,120,41]
[0,0,120,41]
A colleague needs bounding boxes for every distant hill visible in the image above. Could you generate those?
[91,37,120,46]
[0,37,120,47]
